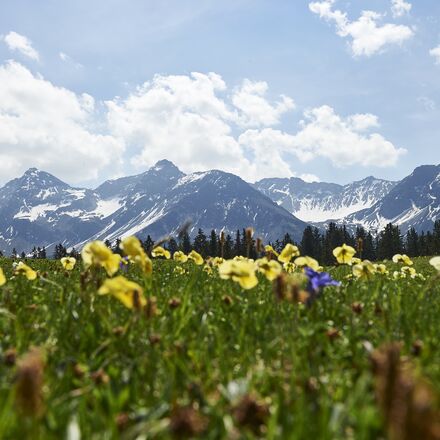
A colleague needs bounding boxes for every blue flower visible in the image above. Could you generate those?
[304,267,340,305]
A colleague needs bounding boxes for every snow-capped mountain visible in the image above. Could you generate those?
[0,160,307,253]
[338,165,440,234]
[255,176,397,222]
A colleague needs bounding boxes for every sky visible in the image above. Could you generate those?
[0,0,439,187]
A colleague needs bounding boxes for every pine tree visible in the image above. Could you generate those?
[300,226,316,257]
[377,223,402,260]
[143,235,155,254]
[224,234,233,259]
[193,229,208,257]
[104,239,112,248]
[39,247,47,259]
[233,230,241,257]
[405,228,419,257]
[11,248,17,258]
[209,230,218,257]
[180,231,192,254]
[31,246,38,259]
[168,238,178,255]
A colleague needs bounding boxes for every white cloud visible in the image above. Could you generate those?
[105,73,297,181]
[1,31,40,61]
[232,79,295,127]
[59,52,84,69]
[309,0,414,57]
[0,61,124,184]
[0,65,403,185]
[430,45,440,65]
[391,0,412,18]
[239,106,405,169]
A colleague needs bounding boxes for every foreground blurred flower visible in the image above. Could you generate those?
[256,257,282,281]
[401,266,417,279]
[0,268,6,286]
[375,263,388,275]
[278,244,300,264]
[120,236,152,275]
[98,276,146,310]
[429,256,440,271]
[352,260,376,280]
[188,250,204,265]
[294,256,320,272]
[392,254,413,266]
[283,262,296,273]
[219,260,258,290]
[15,262,37,281]
[333,244,356,265]
[15,347,45,418]
[82,241,121,276]
[265,245,279,257]
[173,251,188,263]
[60,257,76,271]
[151,246,171,260]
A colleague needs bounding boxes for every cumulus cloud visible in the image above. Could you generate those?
[430,45,440,65]
[0,65,404,185]
[1,31,39,61]
[232,79,295,127]
[309,0,414,57]
[0,61,124,184]
[391,0,412,18]
[105,72,297,181]
[239,106,405,169]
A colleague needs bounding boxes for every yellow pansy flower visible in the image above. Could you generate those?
[352,257,362,265]
[174,266,188,275]
[15,262,38,281]
[374,263,388,275]
[210,257,224,267]
[218,260,258,290]
[60,257,76,271]
[294,256,320,271]
[429,256,440,271]
[392,254,413,266]
[203,264,213,275]
[98,276,146,310]
[188,250,204,266]
[283,262,296,273]
[401,266,417,278]
[151,246,171,260]
[82,241,121,277]
[278,244,300,264]
[333,244,356,265]
[256,257,282,281]
[0,268,6,286]
[352,260,376,280]
[120,236,152,275]
[264,245,279,257]
[173,251,188,263]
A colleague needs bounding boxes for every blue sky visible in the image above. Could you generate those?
[0,0,439,186]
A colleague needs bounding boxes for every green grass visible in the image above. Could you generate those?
[0,257,439,439]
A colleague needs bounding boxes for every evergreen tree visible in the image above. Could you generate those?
[300,226,316,257]
[233,230,241,257]
[11,248,17,258]
[193,228,208,257]
[281,233,293,248]
[104,239,112,248]
[39,247,47,259]
[223,234,233,259]
[31,246,38,259]
[179,231,192,254]
[432,220,440,254]
[143,235,155,254]
[405,228,419,257]
[377,223,402,260]
[209,230,218,257]
[21,251,26,259]
[168,238,178,255]
[53,243,67,259]
[113,238,122,255]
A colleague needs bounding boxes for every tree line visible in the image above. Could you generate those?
[4,221,440,264]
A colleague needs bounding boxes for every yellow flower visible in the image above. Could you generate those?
[278,244,300,264]
[82,241,121,277]
[15,262,38,280]
[60,257,76,271]
[283,262,296,273]
[352,260,376,280]
[392,254,413,266]
[294,256,320,271]
[173,251,188,263]
[188,250,204,266]
[151,246,171,260]
[256,257,282,281]
[333,244,356,265]
[401,266,417,278]
[174,266,188,275]
[203,264,213,275]
[218,259,258,290]
[0,268,6,286]
[352,257,362,265]
[374,263,388,275]
[98,276,146,310]
[429,256,440,271]
[264,245,279,257]
[120,236,152,275]
[210,257,224,267]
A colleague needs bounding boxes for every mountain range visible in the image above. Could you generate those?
[0,160,438,254]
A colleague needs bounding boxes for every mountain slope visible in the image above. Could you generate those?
[255,176,396,222]
[340,165,440,233]
[0,161,307,253]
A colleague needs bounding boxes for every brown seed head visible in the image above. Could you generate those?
[169,405,208,438]
[232,394,270,434]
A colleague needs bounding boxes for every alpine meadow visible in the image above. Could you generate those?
[1,0,440,439]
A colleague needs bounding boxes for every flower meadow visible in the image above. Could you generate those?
[0,237,440,439]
